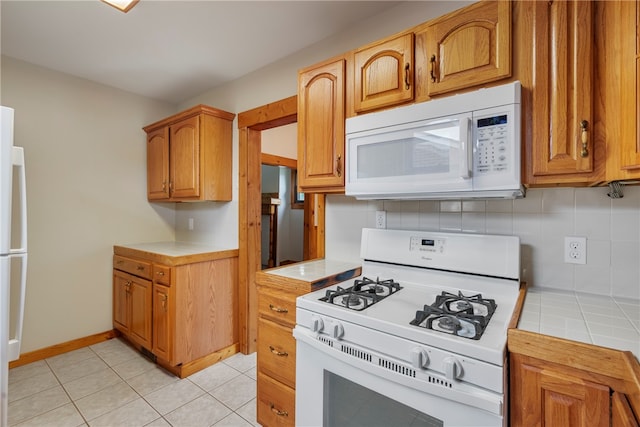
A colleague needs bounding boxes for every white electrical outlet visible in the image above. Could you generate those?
[564,236,587,264]
[375,211,386,229]
[188,218,194,231]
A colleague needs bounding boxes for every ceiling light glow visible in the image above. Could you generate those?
[101,0,139,13]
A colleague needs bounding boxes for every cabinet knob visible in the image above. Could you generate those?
[580,120,589,158]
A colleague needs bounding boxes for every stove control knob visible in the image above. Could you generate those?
[411,348,430,369]
[310,315,324,333]
[331,322,345,339]
[443,357,463,380]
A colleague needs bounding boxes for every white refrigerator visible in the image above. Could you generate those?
[0,106,28,427]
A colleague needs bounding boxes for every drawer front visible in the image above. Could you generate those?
[113,255,152,279]
[257,318,296,388]
[153,265,171,286]
[258,288,296,327]
[257,372,295,427]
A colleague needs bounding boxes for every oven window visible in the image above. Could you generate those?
[323,371,443,427]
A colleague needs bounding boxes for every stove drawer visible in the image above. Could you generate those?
[257,318,296,388]
[258,287,297,327]
[257,372,295,427]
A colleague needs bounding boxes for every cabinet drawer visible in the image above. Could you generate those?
[258,288,296,327]
[257,318,296,388]
[113,255,152,279]
[257,372,295,427]
[153,265,171,286]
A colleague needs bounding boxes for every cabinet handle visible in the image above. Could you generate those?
[269,345,288,357]
[404,63,411,90]
[336,154,342,177]
[156,271,165,276]
[162,181,166,192]
[430,55,437,82]
[270,404,288,417]
[269,304,288,313]
[136,265,145,271]
[116,260,124,265]
[580,120,589,158]
[161,294,168,310]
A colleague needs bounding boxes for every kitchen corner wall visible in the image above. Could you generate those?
[326,187,640,300]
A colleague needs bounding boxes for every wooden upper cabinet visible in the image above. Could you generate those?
[353,33,414,113]
[529,0,599,182]
[297,57,346,193]
[143,105,235,202]
[416,0,511,101]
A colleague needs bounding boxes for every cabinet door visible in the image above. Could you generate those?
[510,353,610,427]
[297,58,345,192]
[530,0,595,179]
[353,33,414,113]
[153,283,172,363]
[169,115,200,199]
[129,277,152,349]
[419,0,511,98]
[612,391,640,427]
[146,127,170,200]
[618,1,640,172]
[113,270,130,333]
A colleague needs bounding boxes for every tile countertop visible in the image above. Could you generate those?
[266,259,362,282]
[517,287,640,360]
[115,241,234,257]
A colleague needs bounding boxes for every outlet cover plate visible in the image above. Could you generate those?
[564,236,586,264]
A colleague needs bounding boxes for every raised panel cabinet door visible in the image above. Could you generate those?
[353,33,414,113]
[619,1,640,171]
[612,391,640,427]
[152,283,172,363]
[112,270,130,333]
[146,127,170,200]
[421,0,511,97]
[129,277,152,350]
[169,115,200,199]
[297,58,345,192]
[531,0,594,177]
[510,354,610,427]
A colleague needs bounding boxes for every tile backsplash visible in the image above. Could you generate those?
[325,186,640,299]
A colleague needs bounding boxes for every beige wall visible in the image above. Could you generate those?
[0,1,470,353]
[1,56,177,352]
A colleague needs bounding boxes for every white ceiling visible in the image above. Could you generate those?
[1,0,400,104]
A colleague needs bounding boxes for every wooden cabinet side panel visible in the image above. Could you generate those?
[146,127,170,200]
[173,257,238,364]
[170,115,200,198]
[297,58,345,191]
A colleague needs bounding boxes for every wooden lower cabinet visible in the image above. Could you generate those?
[113,247,239,378]
[255,261,361,427]
[509,329,640,427]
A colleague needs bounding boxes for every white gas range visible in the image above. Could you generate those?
[293,228,521,427]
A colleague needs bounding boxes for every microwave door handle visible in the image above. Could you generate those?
[460,118,472,179]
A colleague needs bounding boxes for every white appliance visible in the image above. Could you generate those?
[0,106,28,427]
[345,81,523,200]
[294,228,520,426]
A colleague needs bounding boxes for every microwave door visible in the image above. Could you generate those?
[347,114,473,198]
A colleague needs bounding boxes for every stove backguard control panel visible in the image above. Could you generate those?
[410,237,446,254]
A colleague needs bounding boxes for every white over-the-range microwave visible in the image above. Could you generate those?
[345,81,524,200]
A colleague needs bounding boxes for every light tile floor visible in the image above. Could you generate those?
[8,338,260,427]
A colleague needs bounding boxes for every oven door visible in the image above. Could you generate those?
[295,330,504,427]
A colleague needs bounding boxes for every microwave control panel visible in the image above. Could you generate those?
[475,114,509,175]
